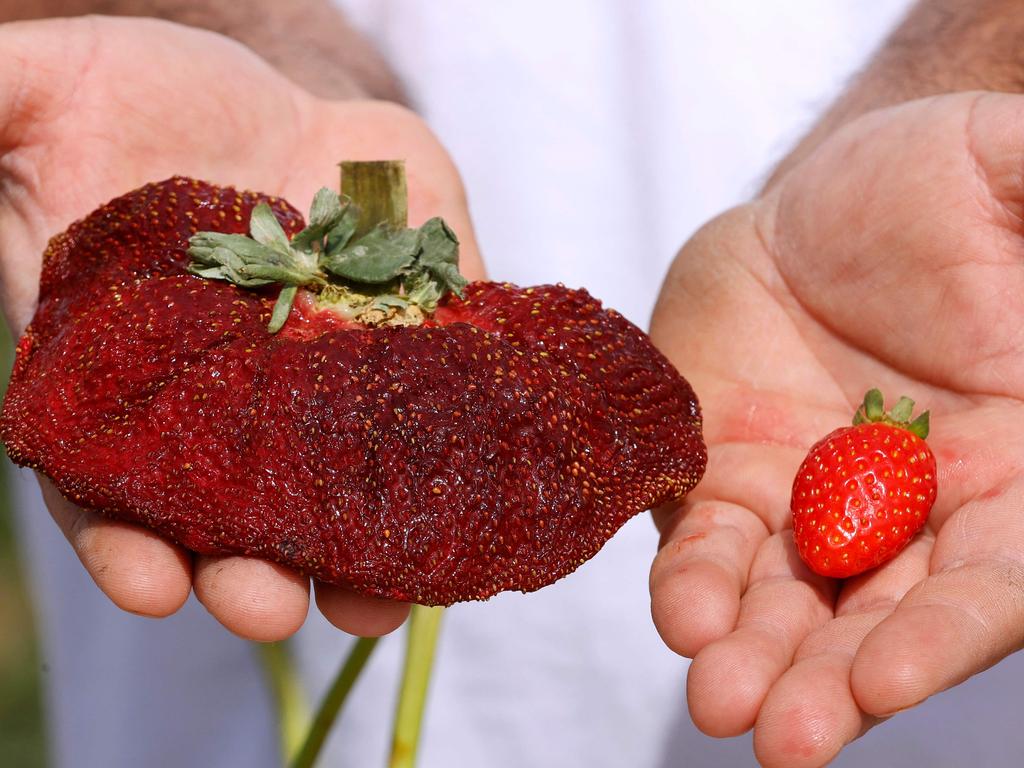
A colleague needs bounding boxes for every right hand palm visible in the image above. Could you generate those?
[648,92,1024,766]
[0,16,483,640]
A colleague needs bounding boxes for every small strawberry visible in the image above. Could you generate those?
[791,389,937,579]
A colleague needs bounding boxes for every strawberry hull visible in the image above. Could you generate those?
[0,178,706,605]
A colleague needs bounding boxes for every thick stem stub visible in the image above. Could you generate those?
[342,160,408,234]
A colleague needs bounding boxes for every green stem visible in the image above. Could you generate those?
[285,161,414,767]
[269,284,299,334]
[290,636,380,768]
[256,641,311,765]
[283,162,426,768]
[388,605,445,768]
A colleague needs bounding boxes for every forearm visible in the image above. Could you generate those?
[769,0,1024,186]
[0,0,404,102]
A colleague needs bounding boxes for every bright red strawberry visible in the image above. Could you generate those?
[0,174,706,605]
[791,389,937,579]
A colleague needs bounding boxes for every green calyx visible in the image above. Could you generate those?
[187,188,466,333]
[852,388,930,439]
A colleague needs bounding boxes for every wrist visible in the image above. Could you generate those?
[765,0,1024,189]
[0,0,405,102]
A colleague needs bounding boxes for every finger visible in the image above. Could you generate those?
[314,581,411,637]
[193,555,310,642]
[851,479,1024,716]
[919,404,1024,531]
[0,19,95,325]
[753,612,884,768]
[834,530,934,617]
[651,498,765,657]
[679,441,807,531]
[686,534,835,738]
[766,92,1024,397]
[851,562,1023,716]
[851,561,1024,716]
[750,536,932,766]
[0,19,85,149]
[38,475,192,617]
[651,442,804,657]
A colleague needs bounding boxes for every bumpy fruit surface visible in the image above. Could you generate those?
[791,390,937,579]
[0,177,707,605]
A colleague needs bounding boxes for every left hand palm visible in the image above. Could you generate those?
[0,16,482,641]
[649,92,1024,767]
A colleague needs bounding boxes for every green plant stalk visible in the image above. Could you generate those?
[286,161,405,768]
[389,605,445,768]
[256,641,311,764]
[275,161,440,768]
[290,636,380,768]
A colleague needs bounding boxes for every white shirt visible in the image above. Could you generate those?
[19,2,1024,766]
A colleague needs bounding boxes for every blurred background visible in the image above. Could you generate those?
[0,326,47,766]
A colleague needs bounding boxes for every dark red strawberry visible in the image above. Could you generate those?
[791,389,937,579]
[0,173,706,605]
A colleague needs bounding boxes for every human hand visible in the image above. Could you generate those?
[0,16,482,641]
[649,92,1024,766]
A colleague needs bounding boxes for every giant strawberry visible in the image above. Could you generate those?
[0,169,706,605]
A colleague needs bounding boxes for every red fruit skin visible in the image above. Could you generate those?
[0,177,707,605]
[791,423,937,579]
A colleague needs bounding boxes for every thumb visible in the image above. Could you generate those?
[0,19,99,331]
[760,91,1024,399]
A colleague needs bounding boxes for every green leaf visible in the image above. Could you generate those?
[372,295,410,310]
[210,245,247,271]
[863,389,884,422]
[323,224,419,283]
[416,217,466,297]
[428,262,468,297]
[404,268,444,312]
[309,187,344,228]
[268,284,298,333]
[417,218,459,266]
[188,264,275,289]
[249,203,292,255]
[238,262,316,285]
[292,189,348,251]
[188,234,313,287]
[188,243,277,287]
[889,396,915,423]
[908,411,931,440]
[324,203,361,257]
[188,263,234,283]
[189,232,282,265]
